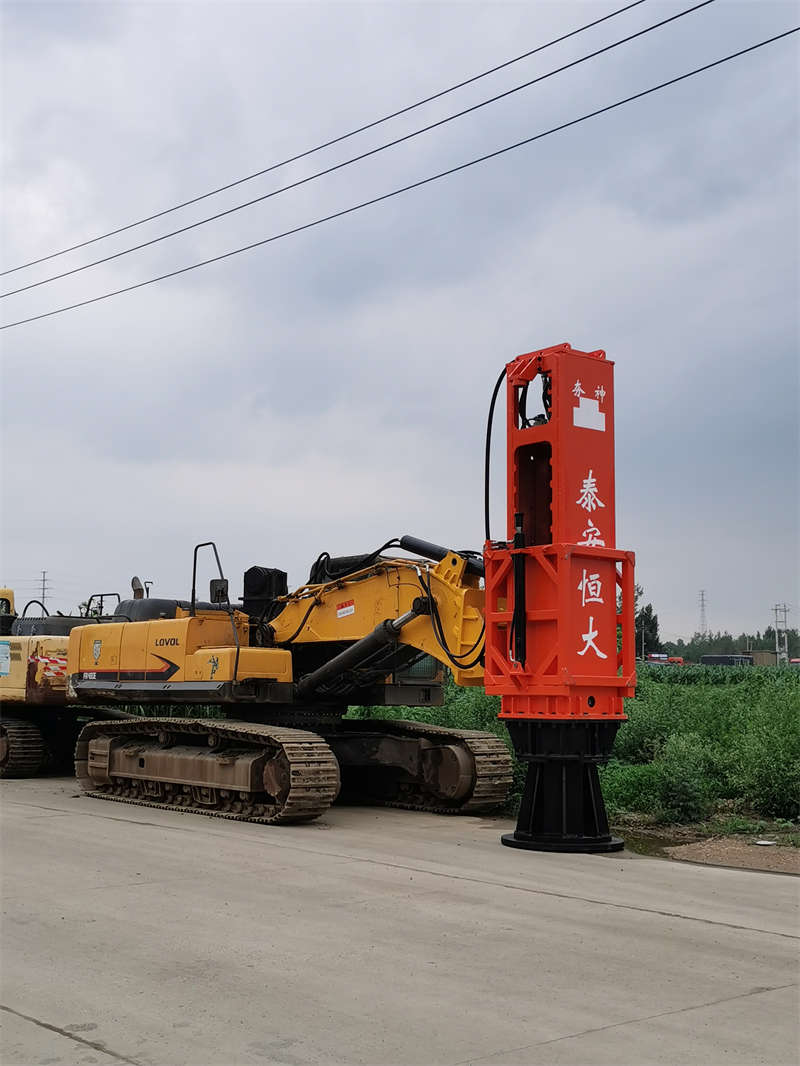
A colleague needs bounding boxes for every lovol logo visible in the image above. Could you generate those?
[154,637,180,647]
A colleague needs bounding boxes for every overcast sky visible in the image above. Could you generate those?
[1,0,797,640]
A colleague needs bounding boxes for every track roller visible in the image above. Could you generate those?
[327,719,513,814]
[75,718,340,825]
[0,717,48,778]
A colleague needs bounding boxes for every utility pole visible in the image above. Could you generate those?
[699,589,708,637]
[773,603,790,665]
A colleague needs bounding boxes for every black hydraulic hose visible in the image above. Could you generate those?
[485,367,508,542]
[511,513,528,666]
[20,599,49,619]
[274,597,318,644]
[417,570,485,670]
[310,537,401,583]
[274,536,401,644]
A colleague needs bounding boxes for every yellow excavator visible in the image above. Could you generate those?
[2,540,514,822]
[70,538,512,824]
[0,588,123,775]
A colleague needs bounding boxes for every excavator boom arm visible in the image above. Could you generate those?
[268,553,485,686]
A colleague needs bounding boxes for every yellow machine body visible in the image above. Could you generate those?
[66,554,483,703]
[68,610,293,699]
[64,551,510,821]
[0,634,69,705]
[0,589,73,704]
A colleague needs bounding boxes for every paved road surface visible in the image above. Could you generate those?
[1,777,798,1065]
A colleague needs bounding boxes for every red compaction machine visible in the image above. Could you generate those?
[484,343,636,851]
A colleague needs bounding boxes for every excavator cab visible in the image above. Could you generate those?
[0,589,16,636]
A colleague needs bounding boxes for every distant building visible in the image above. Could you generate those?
[699,654,754,666]
[751,650,777,667]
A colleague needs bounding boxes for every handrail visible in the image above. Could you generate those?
[190,541,241,682]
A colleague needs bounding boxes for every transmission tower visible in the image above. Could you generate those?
[699,589,708,636]
[773,603,790,665]
[39,570,50,608]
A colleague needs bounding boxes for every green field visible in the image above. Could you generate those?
[349,665,800,826]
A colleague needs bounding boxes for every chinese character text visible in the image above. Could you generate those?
[578,520,606,547]
[577,616,608,659]
[576,469,606,512]
[577,570,604,606]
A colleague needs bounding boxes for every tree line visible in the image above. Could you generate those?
[629,586,799,660]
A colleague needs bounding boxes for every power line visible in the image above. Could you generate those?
[2,27,796,333]
[1,0,715,300]
[0,0,650,278]
[1,580,86,589]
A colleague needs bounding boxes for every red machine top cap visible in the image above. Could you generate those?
[505,343,617,549]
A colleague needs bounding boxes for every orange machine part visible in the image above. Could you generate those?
[484,344,636,720]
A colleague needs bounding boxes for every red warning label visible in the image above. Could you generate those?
[336,600,355,619]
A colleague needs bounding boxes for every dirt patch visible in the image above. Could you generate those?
[664,837,799,874]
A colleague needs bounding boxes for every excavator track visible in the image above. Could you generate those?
[0,717,48,777]
[331,718,514,815]
[75,718,340,825]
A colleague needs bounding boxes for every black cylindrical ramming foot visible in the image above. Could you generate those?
[502,720,623,853]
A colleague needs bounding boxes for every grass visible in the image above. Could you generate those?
[349,664,800,826]
[603,665,800,823]
[615,813,800,850]
[703,814,800,847]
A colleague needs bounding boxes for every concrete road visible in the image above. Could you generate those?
[1,777,797,1066]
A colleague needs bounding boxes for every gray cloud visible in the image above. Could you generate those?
[1,0,797,638]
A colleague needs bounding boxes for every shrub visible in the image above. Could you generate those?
[602,733,717,823]
[600,760,662,819]
[725,695,800,819]
[348,664,800,824]
[611,679,675,763]
[653,733,718,822]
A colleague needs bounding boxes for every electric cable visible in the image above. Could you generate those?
[309,538,401,583]
[273,596,318,644]
[485,367,508,543]
[417,568,485,670]
[1,0,650,277]
[2,0,715,299]
[2,26,796,332]
[274,537,401,642]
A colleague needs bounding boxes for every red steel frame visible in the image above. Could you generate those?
[484,344,636,720]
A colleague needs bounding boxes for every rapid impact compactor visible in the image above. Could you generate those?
[1,343,636,851]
